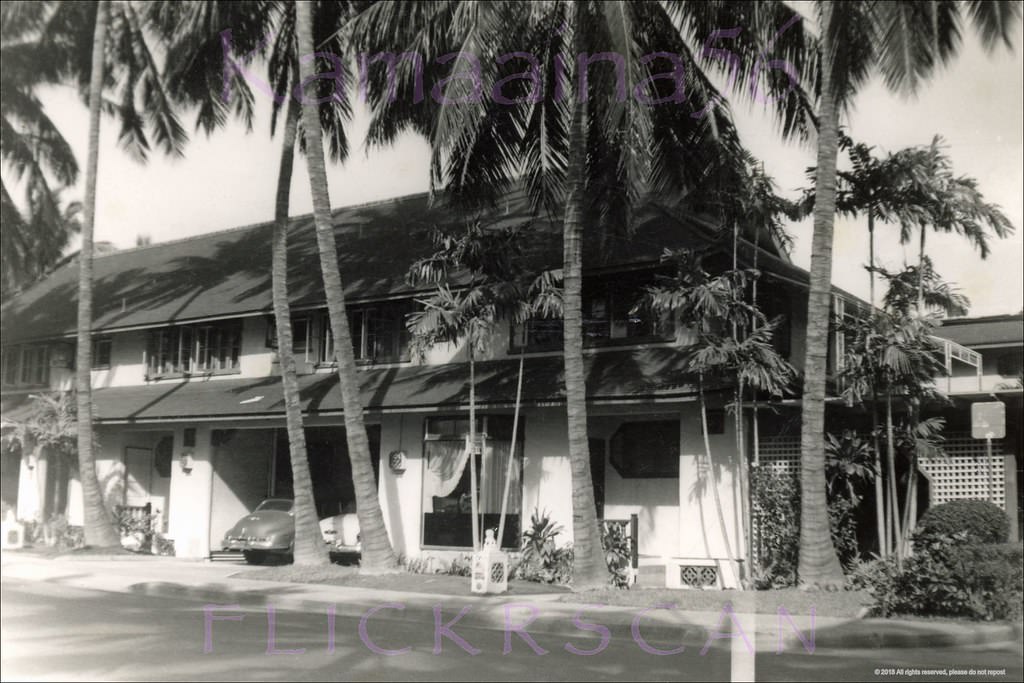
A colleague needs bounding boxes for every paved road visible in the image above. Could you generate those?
[2,578,1021,682]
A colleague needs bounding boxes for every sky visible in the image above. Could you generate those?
[33,12,1024,317]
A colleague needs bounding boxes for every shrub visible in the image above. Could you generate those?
[601,521,633,589]
[115,507,175,555]
[445,554,473,577]
[509,509,636,587]
[25,514,84,551]
[751,466,862,588]
[856,534,1023,621]
[752,467,799,588]
[916,500,1009,545]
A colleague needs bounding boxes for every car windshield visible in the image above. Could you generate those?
[255,500,293,512]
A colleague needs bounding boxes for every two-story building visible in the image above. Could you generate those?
[1,187,872,587]
[928,313,1024,541]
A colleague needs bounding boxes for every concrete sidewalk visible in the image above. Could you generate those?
[2,551,1020,653]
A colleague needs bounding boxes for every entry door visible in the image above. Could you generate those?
[123,447,153,506]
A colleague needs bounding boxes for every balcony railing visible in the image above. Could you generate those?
[931,335,983,394]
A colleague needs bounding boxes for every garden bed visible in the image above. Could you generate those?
[233,565,571,596]
[559,587,872,617]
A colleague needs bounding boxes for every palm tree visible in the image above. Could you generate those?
[17,0,188,548]
[156,0,332,566]
[797,0,1020,587]
[406,221,545,552]
[643,248,796,584]
[294,0,398,573]
[838,307,947,563]
[351,0,816,588]
[1,5,82,297]
[886,135,1014,310]
[158,0,403,569]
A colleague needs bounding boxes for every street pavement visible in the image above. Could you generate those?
[1,553,1022,682]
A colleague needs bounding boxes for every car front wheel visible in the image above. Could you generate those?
[242,550,266,565]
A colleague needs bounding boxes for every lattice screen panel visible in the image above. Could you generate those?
[919,432,1006,510]
[757,435,801,474]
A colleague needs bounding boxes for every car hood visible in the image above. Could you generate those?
[226,510,293,536]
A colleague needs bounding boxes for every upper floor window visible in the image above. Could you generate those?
[146,321,242,379]
[512,272,669,351]
[1,345,50,388]
[320,301,413,365]
[92,338,113,370]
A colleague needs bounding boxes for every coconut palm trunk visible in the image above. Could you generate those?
[797,0,846,587]
[271,92,326,566]
[561,81,607,589]
[294,0,396,573]
[76,0,119,548]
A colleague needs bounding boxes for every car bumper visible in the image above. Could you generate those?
[222,537,290,553]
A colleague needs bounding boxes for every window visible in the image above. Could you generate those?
[996,349,1023,378]
[265,315,313,357]
[609,419,680,478]
[92,338,113,369]
[1,347,19,387]
[512,272,668,350]
[421,415,523,549]
[146,321,242,378]
[319,300,412,365]
[1,345,51,388]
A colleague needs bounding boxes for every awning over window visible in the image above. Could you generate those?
[84,347,699,423]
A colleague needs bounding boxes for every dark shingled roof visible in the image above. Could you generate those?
[936,314,1024,348]
[0,348,698,422]
[1,187,817,345]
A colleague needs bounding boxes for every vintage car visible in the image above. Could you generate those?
[222,499,360,564]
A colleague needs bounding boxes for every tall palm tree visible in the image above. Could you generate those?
[155,0,332,566]
[798,0,1020,587]
[17,0,190,548]
[352,0,815,588]
[294,0,398,573]
[158,0,403,569]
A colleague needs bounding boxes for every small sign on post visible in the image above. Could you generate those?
[971,402,1005,504]
[971,401,1006,440]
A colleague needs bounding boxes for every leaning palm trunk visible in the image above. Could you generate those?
[468,344,479,551]
[561,83,607,589]
[731,223,750,579]
[294,1,397,573]
[699,376,739,585]
[76,0,119,548]
[797,0,846,587]
[497,353,525,547]
[272,94,326,566]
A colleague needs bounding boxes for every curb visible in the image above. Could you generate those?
[809,618,1024,650]
[4,556,1021,653]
